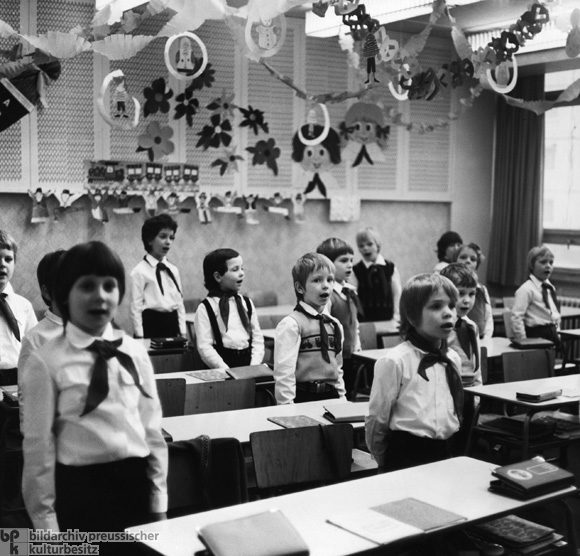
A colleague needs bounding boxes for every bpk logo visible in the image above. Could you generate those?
[0,529,28,556]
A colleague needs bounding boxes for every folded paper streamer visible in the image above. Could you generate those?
[198,509,309,556]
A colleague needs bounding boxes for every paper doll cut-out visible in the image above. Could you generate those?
[142,188,162,217]
[341,102,388,167]
[86,186,109,223]
[214,191,242,216]
[242,194,259,225]
[176,37,195,73]
[163,191,191,215]
[29,187,52,224]
[113,77,128,118]
[195,191,212,224]
[264,192,289,220]
[53,188,83,221]
[292,193,306,224]
[113,188,140,215]
[292,123,341,198]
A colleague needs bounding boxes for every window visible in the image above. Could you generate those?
[542,69,580,270]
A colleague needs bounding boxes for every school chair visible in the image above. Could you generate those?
[480,346,488,384]
[501,349,555,383]
[155,377,186,417]
[226,364,276,407]
[380,334,402,349]
[249,424,354,497]
[502,310,515,340]
[188,378,255,414]
[351,322,377,399]
[167,435,248,518]
[183,298,202,313]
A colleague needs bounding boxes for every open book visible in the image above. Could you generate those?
[323,402,368,423]
[327,497,466,545]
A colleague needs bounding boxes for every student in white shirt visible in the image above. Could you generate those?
[366,273,463,471]
[21,241,167,553]
[511,245,561,347]
[130,213,185,338]
[0,229,37,385]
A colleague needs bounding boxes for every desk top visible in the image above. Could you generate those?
[126,456,576,556]
[155,369,228,385]
[161,399,367,443]
[493,305,580,320]
[465,374,580,407]
[352,337,520,364]
[560,328,580,339]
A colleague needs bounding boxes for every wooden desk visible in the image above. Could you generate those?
[126,456,577,556]
[465,375,580,459]
[161,399,367,444]
[560,328,580,369]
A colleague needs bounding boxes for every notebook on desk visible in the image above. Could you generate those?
[225,364,273,383]
[509,338,555,349]
[323,402,368,423]
[490,457,575,500]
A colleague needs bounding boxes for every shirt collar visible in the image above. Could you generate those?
[298,300,331,317]
[44,309,63,326]
[529,274,554,289]
[0,283,15,296]
[145,253,167,267]
[360,254,386,269]
[65,321,122,349]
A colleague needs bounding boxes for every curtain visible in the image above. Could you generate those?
[488,75,545,288]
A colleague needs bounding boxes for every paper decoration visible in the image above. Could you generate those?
[173,86,199,127]
[211,148,244,175]
[207,90,237,119]
[143,77,173,117]
[195,191,212,224]
[86,186,109,223]
[363,28,380,85]
[0,78,35,132]
[244,13,287,58]
[264,193,289,219]
[486,57,518,94]
[246,138,280,175]
[164,32,208,81]
[297,104,330,147]
[163,191,192,215]
[566,9,580,58]
[21,31,91,58]
[112,188,141,214]
[242,194,259,225]
[238,105,269,135]
[28,188,51,224]
[292,123,341,198]
[214,191,242,215]
[92,34,154,60]
[142,188,163,217]
[137,122,175,161]
[329,196,361,222]
[96,70,140,130]
[341,102,388,167]
[53,188,84,221]
[187,62,215,91]
[291,193,306,224]
[196,114,232,150]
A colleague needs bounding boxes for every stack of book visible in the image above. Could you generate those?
[477,415,556,440]
[149,337,188,350]
[466,514,566,555]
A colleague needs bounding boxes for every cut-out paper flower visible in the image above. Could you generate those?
[137,121,175,161]
[174,87,199,127]
[143,77,173,117]
[196,113,232,150]
[207,90,236,120]
[187,61,215,92]
[238,105,269,135]
[211,148,244,176]
[246,138,280,176]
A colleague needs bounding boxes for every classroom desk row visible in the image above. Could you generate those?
[127,455,578,556]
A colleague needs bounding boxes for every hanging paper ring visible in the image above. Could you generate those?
[96,69,141,130]
[485,57,518,94]
[297,104,330,146]
[244,13,287,59]
[164,32,208,81]
[389,79,409,101]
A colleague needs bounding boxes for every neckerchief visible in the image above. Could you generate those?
[294,304,342,363]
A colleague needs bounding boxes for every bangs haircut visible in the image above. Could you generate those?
[399,273,458,339]
[454,242,485,269]
[292,252,335,301]
[355,227,381,250]
[316,237,353,262]
[37,249,66,306]
[527,245,554,273]
[0,230,17,260]
[141,213,178,252]
[440,263,478,289]
[203,248,240,291]
[54,241,126,322]
[436,231,462,261]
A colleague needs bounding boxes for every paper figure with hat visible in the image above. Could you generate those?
[195,191,212,224]
[263,192,290,219]
[86,186,109,223]
[53,188,83,221]
[341,101,389,167]
[28,187,52,224]
[242,194,259,225]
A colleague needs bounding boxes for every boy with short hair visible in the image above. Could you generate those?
[274,253,347,404]
[511,245,561,347]
[316,237,361,399]
[194,248,264,369]
[0,230,37,385]
[18,249,66,375]
[130,214,186,339]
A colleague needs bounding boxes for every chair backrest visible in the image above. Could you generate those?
[380,334,402,349]
[358,322,377,350]
[501,349,555,382]
[503,310,515,340]
[250,424,353,492]
[480,346,488,384]
[188,378,255,414]
[183,298,202,313]
[167,436,248,517]
[248,291,278,308]
[156,377,186,417]
[149,349,196,374]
